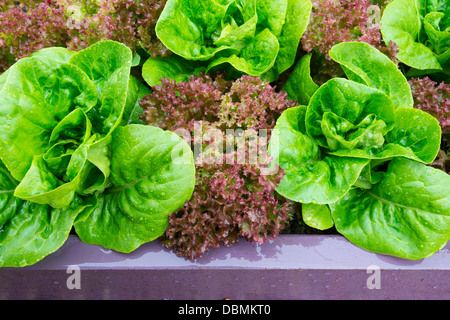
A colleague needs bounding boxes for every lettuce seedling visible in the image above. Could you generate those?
[380,0,450,76]
[142,0,312,85]
[0,41,195,266]
[270,41,450,260]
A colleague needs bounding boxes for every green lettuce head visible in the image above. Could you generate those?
[142,0,312,85]
[270,42,450,260]
[0,41,195,266]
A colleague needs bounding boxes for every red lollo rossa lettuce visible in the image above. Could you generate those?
[408,77,450,135]
[0,0,168,73]
[140,74,295,259]
[0,2,70,72]
[217,76,293,131]
[163,151,289,260]
[140,73,228,133]
[409,76,450,174]
[63,0,168,56]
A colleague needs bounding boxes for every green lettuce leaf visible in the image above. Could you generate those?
[330,158,450,260]
[68,40,133,135]
[0,41,136,207]
[154,0,311,81]
[328,42,414,109]
[142,55,195,87]
[206,28,280,76]
[155,0,236,61]
[269,41,449,260]
[330,106,441,164]
[306,78,396,151]
[121,75,152,126]
[0,40,189,266]
[13,109,96,208]
[302,203,333,230]
[385,107,441,163]
[269,106,369,204]
[283,53,319,105]
[0,55,98,182]
[380,0,449,74]
[68,42,143,197]
[0,161,89,267]
[259,0,312,81]
[29,46,76,63]
[74,124,196,253]
[424,12,450,55]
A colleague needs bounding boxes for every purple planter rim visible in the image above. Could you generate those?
[19,234,450,271]
[1,234,450,300]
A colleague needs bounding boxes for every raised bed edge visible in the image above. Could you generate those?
[1,234,449,300]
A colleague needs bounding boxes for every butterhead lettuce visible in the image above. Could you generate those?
[0,41,195,267]
[270,42,450,260]
[142,0,312,86]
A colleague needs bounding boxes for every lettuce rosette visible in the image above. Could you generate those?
[0,41,195,267]
[270,42,450,260]
[142,0,312,85]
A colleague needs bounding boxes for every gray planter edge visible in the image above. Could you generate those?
[1,234,449,300]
